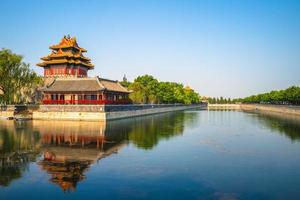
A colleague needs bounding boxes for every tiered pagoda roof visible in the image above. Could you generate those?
[37,35,94,69]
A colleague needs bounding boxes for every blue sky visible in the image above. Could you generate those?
[0,0,299,98]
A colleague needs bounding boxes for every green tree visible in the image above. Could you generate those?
[212,97,216,104]
[220,97,224,104]
[182,86,200,104]
[238,86,300,105]
[157,82,176,103]
[0,49,41,104]
[120,80,131,88]
[126,74,200,104]
[128,75,159,104]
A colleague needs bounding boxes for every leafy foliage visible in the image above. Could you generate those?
[237,86,300,105]
[0,49,42,104]
[206,86,300,105]
[206,97,234,104]
[124,75,200,104]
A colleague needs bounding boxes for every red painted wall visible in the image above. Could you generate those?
[44,66,88,77]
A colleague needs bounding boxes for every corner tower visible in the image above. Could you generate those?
[37,35,94,78]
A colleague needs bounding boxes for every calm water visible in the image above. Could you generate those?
[1,110,300,200]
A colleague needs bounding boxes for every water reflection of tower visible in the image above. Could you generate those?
[33,120,129,192]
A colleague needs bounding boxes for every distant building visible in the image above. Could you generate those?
[37,35,130,104]
[123,74,127,82]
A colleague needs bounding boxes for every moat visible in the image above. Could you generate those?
[1,110,300,200]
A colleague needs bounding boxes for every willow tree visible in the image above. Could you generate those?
[0,49,42,104]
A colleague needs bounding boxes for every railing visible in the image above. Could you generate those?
[42,99,130,105]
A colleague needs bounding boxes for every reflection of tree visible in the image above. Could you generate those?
[124,111,198,149]
[0,151,37,186]
[0,121,40,186]
[0,121,40,153]
[88,111,198,150]
[247,111,300,141]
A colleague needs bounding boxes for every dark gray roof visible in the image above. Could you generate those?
[41,77,129,93]
[98,78,129,93]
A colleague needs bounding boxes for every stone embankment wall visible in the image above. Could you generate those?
[39,105,106,112]
[38,104,183,112]
[240,104,300,116]
[33,111,106,121]
[0,105,15,118]
[0,111,14,118]
[207,103,300,116]
[0,105,39,119]
[3,103,299,120]
[33,104,206,121]
[208,104,241,110]
[105,105,202,120]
